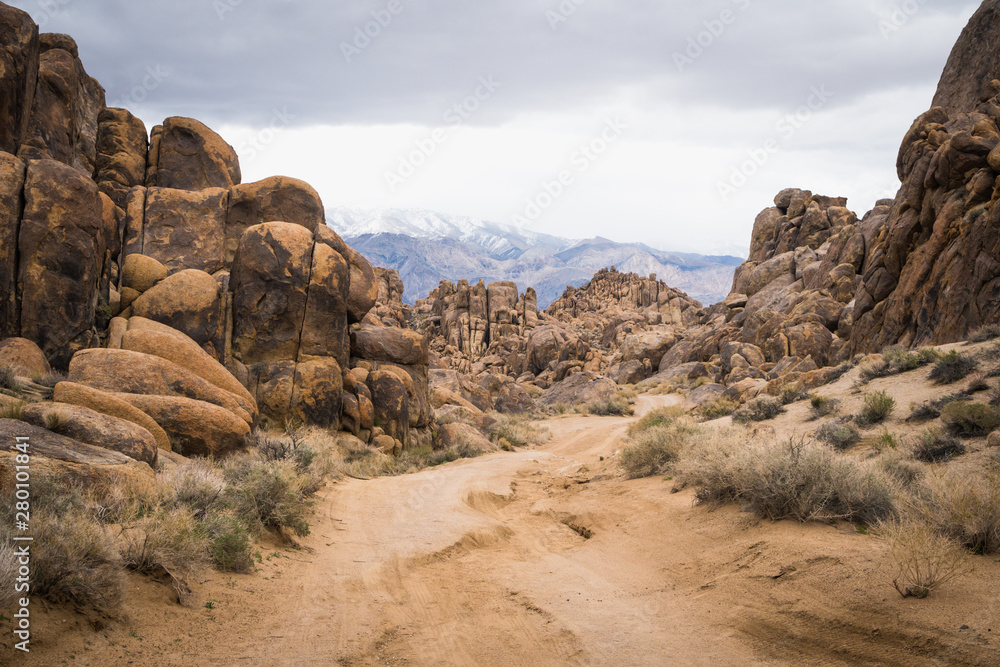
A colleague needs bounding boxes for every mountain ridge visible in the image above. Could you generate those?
[329,206,743,307]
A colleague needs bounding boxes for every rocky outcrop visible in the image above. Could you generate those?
[20,402,158,467]
[0,4,38,156]
[0,337,50,377]
[146,117,240,191]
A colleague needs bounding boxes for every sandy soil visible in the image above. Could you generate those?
[6,390,1000,666]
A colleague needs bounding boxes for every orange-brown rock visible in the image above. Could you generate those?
[130,269,224,355]
[0,337,49,377]
[54,381,171,451]
[146,117,240,191]
[18,159,105,368]
[0,420,154,492]
[226,176,325,263]
[121,253,168,293]
[290,358,342,429]
[0,4,38,155]
[113,393,249,457]
[350,325,428,366]
[20,402,157,467]
[140,187,229,274]
[0,152,25,337]
[94,107,148,209]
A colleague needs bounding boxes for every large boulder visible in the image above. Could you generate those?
[121,321,257,420]
[146,117,240,191]
[53,381,171,451]
[290,358,342,429]
[112,394,250,457]
[121,254,168,294]
[226,176,325,263]
[231,222,314,365]
[0,420,154,492]
[0,153,25,337]
[368,369,409,447]
[436,422,494,453]
[140,187,229,274]
[20,402,157,467]
[130,269,224,355]
[621,328,678,369]
[931,0,1000,115]
[350,325,428,366]
[538,372,617,408]
[68,348,252,425]
[526,325,589,375]
[18,159,104,368]
[315,226,377,323]
[0,337,50,377]
[299,241,349,367]
[0,4,38,155]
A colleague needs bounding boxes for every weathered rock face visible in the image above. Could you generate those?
[130,269,225,356]
[18,159,105,368]
[0,5,38,156]
[94,108,148,209]
[17,34,105,177]
[20,402,158,467]
[0,337,50,377]
[226,176,325,263]
[54,381,171,451]
[142,187,229,274]
[843,3,1000,352]
[351,326,428,367]
[0,152,26,337]
[537,372,617,408]
[146,117,240,191]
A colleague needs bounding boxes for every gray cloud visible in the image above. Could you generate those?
[8,0,982,128]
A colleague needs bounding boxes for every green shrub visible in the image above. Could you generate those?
[857,390,896,426]
[678,437,897,525]
[620,420,694,479]
[940,402,1000,437]
[780,386,809,405]
[914,429,966,463]
[859,347,939,383]
[929,351,979,385]
[118,508,209,574]
[203,514,254,573]
[808,395,840,421]
[698,397,739,420]
[732,395,785,424]
[629,406,687,435]
[815,419,861,450]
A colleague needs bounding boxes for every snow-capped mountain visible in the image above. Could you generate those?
[329,207,743,308]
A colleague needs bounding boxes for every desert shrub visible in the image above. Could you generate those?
[860,347,939,383]
[584,397,634,416]
[815,419,861,450]
[5,502,124,612]
[0,399,23,420]
[0,544,17,610]
[910,468,1000,554]
[163,460,226,512]
[878,520,971,598]
[907,402,941,423]
[940,401,1000,437]
[965,373,990,394]
[629,406,687,435]
[857,390,895,426]
[808,395,840,421]
[221,455,314,537]
[485,414,549,448]
[31,371,68,389]
[968,323,1000,343]
[620,420,694,479]
[870,430,901,451]
[118,508,209,574]
[877,452,925,489]
[0,365,21,394]
[780,386,809,405]
[203,514,254,573]
[677,437,897,525]
[929,351,979,385]
[699,397,739,420]
[732,395,785,424]
[913,429,966,463]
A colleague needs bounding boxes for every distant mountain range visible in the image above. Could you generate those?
[329,207,743,308]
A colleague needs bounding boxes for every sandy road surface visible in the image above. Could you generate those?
[10,394,1000,666]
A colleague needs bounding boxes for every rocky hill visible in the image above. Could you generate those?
[330,207,742,307]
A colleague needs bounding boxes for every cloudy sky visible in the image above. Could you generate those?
[10,0,982,256]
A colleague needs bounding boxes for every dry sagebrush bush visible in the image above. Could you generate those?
[620,418,695,479]
[909,467,1000,555]
[118,507,209,574]
[878,520,971,599]
[732,395,785,424]
[677,435,898,525]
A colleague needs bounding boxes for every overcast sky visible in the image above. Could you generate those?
[9,0,982,256]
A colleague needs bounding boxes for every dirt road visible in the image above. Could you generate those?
[15,396,1000,665]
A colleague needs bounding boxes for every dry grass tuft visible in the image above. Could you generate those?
[878,520,971,598]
